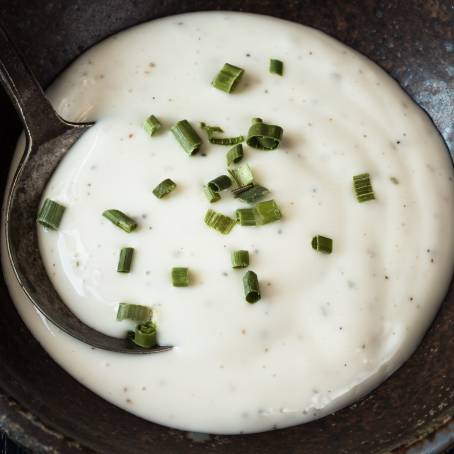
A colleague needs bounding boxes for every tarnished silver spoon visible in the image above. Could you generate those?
[0,25,170,354]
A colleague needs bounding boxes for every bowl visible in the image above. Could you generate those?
[0,1,453,452]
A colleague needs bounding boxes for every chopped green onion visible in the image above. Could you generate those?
[243,270,261,303]
[212,63,244,93]
[117,303,152,322]
[103,209,137,233]
[228,164,254,187]
[209,135,244,146]
[37,199,66,230]
[231,183,254,198]
[208,175,232,192]
[205,209,236,234]
[171,120,202,155]
[130,321,157,348]
[171,267,190,287]
[255,200,282,225]
[231,250,249,268]
[200,123,223,135]
[353,173,375,202]
[246,118,283,150]
[200,122,244,146]
[152,178,177,199]
[269,59,284,76]
[143,114,161,136]
[226,144,244,165]
[237,185,270,204]
[117,247,134,273]
[235,208,257,226]
[311,235,333,254]
[203,185,221,203]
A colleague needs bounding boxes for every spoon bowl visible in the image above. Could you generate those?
[0,24,170,354]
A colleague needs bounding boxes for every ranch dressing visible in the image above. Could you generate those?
[2,12,454,434]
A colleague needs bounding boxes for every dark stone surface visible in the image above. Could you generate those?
[0,0,453,453]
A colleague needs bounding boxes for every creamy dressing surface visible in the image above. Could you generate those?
[2,12,454,434]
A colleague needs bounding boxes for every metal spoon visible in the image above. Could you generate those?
[0,25,170,354]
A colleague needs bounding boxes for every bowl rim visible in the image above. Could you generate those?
[0,382,453,453]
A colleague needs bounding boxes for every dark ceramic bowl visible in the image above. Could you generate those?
[0,1,453,453]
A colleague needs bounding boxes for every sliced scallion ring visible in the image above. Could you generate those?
[37,199,66,230]
[353,173,375,202]
[130,321,157,348]
[171,267,190,287]
[231,250,250,268]
[311,235,333,254]
[246,118,283,150]
[243,270,261,303]
[117,303,152,322]
[117,247,134,273]
[103,209,137,233]
[212,63,244,93]
[143,114,161,136]
[171,120,202,155]
[226,143,244,165]
[152,178,177,199]
[269,59,284,76]
[205,209,236,234]
[254,200,282,225]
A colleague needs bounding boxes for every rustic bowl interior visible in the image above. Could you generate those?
[0,1,453,453]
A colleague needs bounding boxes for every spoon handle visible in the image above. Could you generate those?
[0,24,66,145]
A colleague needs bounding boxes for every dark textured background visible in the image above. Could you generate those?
[0,1,453,453]
[1,433,28,453]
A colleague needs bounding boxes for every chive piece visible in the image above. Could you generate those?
[203,185,221,203]
[143,114,161,136]
[152,178,177,199]
[228,164,254,187]
[255,200,282,225]
[269,59,284,76]
[200,123,244,146]
[131,321,157,348]
[231,250,249,268]
[232,183,254,198]
[117,303,152,322]
[226,144,244,166]
[238,185,270,204]
[171,267,190,287]
[171,120,202,155]
[208,175,232,192]
[243,270,261,303]
[209,136,244,146]
[102,209,137,232]
[37,199,66,230]
[246,118,283,150]
[205,209,236,234]
[212,63,244,93]
[311,235,333,254]
[235,208,257,226]
[117,247,134,273]
[353,173,375,202]
[200,124,223,135]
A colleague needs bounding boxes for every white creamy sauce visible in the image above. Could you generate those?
[2,12,454,434]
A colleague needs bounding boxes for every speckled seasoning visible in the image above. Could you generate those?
[2,12,454,435]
